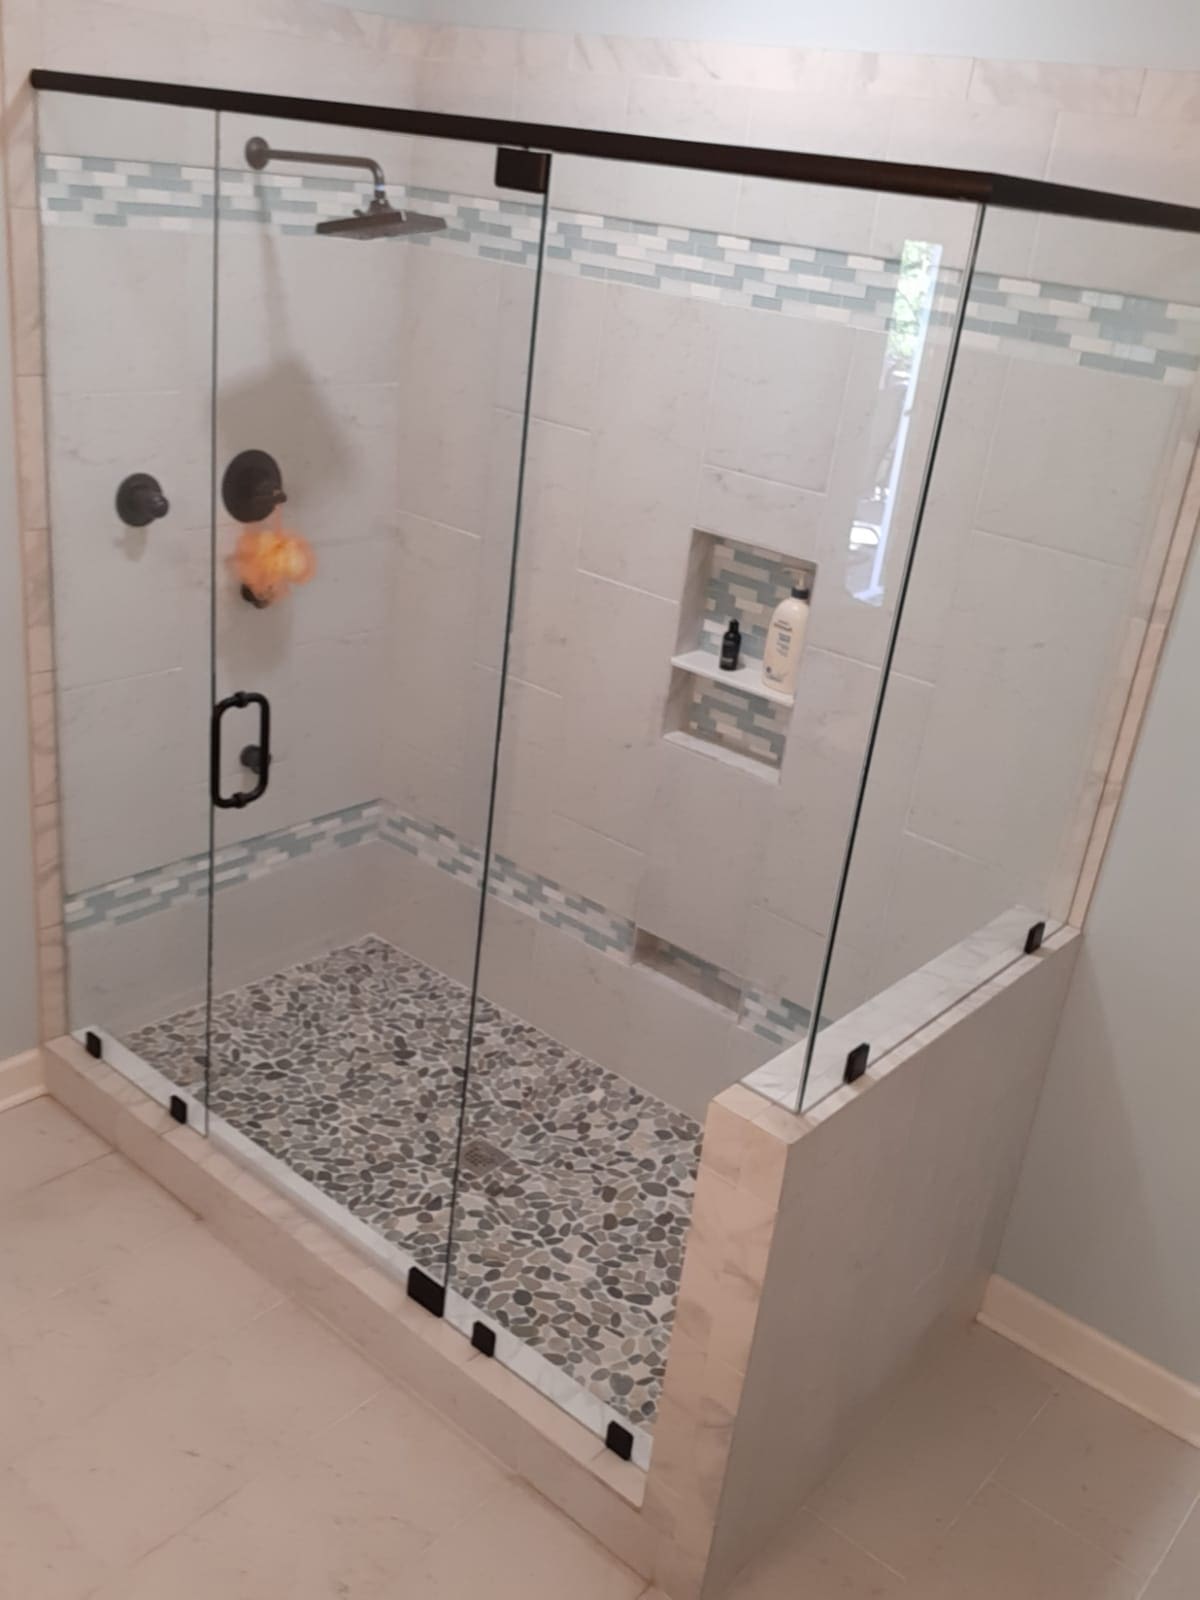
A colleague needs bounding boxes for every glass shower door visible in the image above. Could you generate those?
[39,90,219,1127]
[205,110,548,1300]
[444,149,981,1462]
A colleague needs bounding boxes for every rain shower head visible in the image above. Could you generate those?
[244,136,447,241]
[314,195,447,239]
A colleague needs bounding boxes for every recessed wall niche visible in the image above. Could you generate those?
[664,530,816,778]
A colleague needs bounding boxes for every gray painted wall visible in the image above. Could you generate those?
[327,0,1200,70]
[0,149,39,1061]
[999,548,1200,1383]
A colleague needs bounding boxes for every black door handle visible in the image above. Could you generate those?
[211,691,272,809]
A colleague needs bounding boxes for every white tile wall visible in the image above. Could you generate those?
[977,360,1182,565]
[906,533,1136,894]
[708,934,1081,1590]
[58,667,210,890]
[554,571,678,852]
[43,229,214,396]
[637,737,773,976]
[577,284,719,600]
[707,312,852,495]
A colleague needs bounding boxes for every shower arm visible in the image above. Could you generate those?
[244,136,389,205]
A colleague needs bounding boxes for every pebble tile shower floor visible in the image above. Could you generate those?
[127,937,702,1432]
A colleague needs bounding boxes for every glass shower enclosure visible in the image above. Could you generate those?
[37,73,1200,1463]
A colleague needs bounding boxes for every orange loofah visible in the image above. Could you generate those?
[233,525,316,606]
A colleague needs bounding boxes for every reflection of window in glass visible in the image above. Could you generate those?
[848,240,941,604]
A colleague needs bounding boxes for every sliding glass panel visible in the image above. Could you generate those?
[802,203,1200,1109]
[204,114,547,1291]
[39,90,218,1125]
[448,150,980,1458]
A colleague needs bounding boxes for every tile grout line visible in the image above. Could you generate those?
[990,1480,1174,1583]
[967,1362,1200,1583]
[74,1371,395,1597]
[1132,1485,1200,1599]
[801,1504,909,1581]
[936,1387,1057,1545]
[0,1120,116,1200]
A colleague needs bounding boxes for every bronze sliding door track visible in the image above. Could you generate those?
[29,67,1200,235]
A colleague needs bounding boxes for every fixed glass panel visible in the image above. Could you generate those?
[801,203,1200,1109]
[202,114,547,1289]
[448,150,980,1457]
[39,90,218,1126]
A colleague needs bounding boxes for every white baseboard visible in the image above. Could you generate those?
[0,1047,46,1113]
[980,1275,1200,1448]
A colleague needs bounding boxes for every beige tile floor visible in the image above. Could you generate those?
[3,1096,1199,1600]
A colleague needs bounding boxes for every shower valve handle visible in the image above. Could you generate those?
[116,472,170,528]
[211,691,272,809]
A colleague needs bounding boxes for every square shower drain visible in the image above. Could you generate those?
[459,1135,513,1180]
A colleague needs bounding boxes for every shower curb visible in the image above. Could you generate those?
[39,1034,659,1582]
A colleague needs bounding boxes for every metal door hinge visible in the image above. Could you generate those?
[495,146,549,194]
[407,1266,446,1318]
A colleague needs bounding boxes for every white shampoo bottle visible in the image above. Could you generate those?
[762,583,811,695]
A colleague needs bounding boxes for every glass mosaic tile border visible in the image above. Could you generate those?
[686,677,789,769]
[38,153,1200,385]
[701,537,810,660]
[65,798,815,1049]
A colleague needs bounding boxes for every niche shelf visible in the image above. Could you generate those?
[663,530,815,777]
[669,647,795,709]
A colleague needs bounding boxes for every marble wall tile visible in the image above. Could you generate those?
[693,466,825,564]
[482,419,589,698]
[65,888,208,1038]
[37,92,215,167]
[28,671,59,812]
[1070,449,1200,923]
[707,311,854,495]
[890,345,1009,685]
[57,665,210,889]
[212,629,387,849]
[741,907,825,1024]
[832,51,973,102]
[695,935,1080,1589]
[569,34,696,81]
[410,54,515,119]
[20,524,52,678]
[7,208,42,380]
[489,675,564,882]
[969,60,1145,114]
[1138,70,1200,122]
[522,920,633,1074]
[821,670,935,998]
[977,360,1183,568]
[906,532,1134,899]
[421,23,521,70]
[544,814,645,925]
[638,735,773,973]
[511,72,631,146]
[761,645,882,937]
[738,92,891,258]
[524,273,608,433]
[31,801,62,935]
[15,375,46,532]
[622,965,737,1123]
[1046,111,1200,207]
[554,571,677,851]
[37,920,67,1042]
[887,97,1056,179]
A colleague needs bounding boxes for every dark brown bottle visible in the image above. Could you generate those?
[720,618,742,671]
